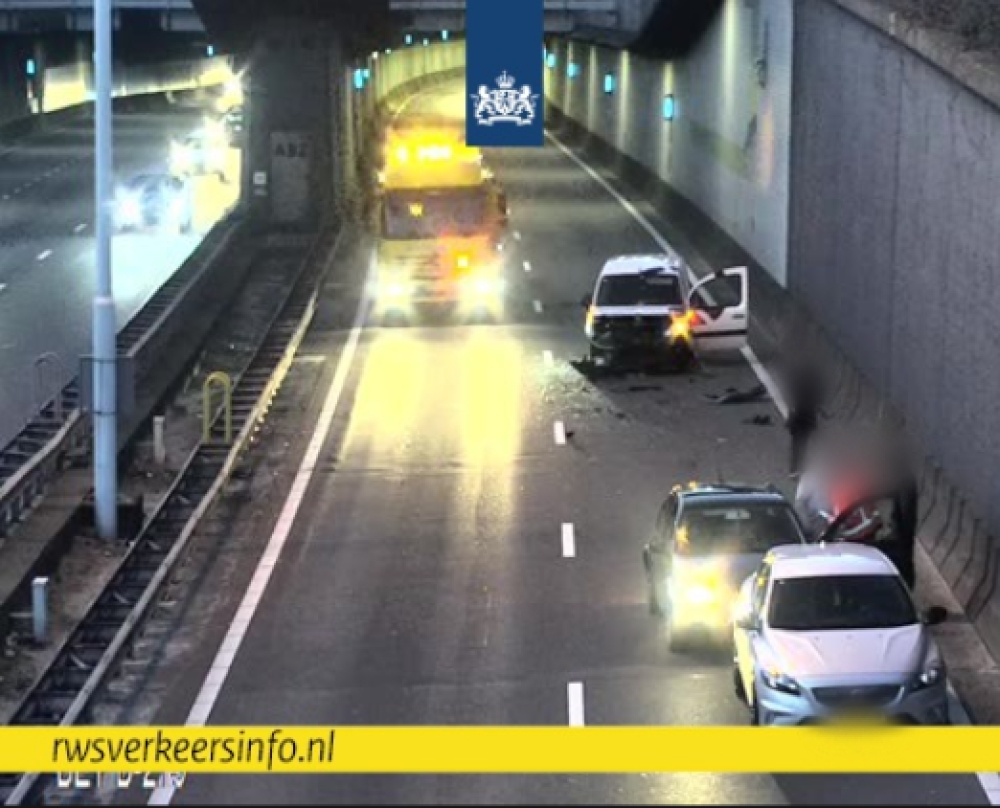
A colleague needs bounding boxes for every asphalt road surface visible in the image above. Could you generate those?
[0,108,238,448]
[139,85,991,805]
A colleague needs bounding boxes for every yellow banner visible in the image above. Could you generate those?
[3,726,998,774]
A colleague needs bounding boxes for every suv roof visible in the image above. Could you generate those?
[600,254,683,277]
[675,482,787,504]
[766,543,897,580]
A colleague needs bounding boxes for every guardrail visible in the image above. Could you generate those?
[0,212,244,541]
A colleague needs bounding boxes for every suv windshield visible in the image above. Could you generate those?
[382,188,488,239]
[596,273,683,307]
[768,574,918,631]
[676,501,804,556]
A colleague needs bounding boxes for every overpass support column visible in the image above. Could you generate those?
[246,20,338,231]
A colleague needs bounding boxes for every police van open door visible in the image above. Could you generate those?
[686,266,749,354]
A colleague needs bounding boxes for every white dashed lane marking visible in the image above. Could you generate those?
[561,523,576,558]
[567,682,586,727]
[553,421,567,446]
[36,250,52,262]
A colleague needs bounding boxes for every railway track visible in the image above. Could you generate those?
[0,227,342,806]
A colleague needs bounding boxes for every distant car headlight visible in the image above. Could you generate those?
[761,670,801,696]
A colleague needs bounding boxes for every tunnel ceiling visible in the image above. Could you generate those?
[192,0,400,55]
[193,0,723,63]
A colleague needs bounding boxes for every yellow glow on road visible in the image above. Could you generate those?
[458,331,523,466]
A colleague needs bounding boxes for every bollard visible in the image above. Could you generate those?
[153,415,167,465]
[32,576,48,645]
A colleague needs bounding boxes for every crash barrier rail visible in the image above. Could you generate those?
[0,224,341,805]
[0,211,245,540]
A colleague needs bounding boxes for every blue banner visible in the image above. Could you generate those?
[466,0,544,147]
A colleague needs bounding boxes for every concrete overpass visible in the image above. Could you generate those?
[0,0,203,32]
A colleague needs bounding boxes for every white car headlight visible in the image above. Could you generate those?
[761,669,801,696]
[913,664,944,690]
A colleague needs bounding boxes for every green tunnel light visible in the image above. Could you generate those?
[353,68,365,91]
[567,62,580,79]
[405,34,413,45]
[546,52,557,69]
[604,72,616,95]
[26,58,36,77]
[442,30,450,41]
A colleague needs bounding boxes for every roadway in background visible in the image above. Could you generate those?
[0,106,239,447]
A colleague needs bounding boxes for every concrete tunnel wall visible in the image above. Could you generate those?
[544,0,795,288]
[789,1,1000,652]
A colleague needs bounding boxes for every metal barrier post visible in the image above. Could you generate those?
[202,371,233,445]
[153,415,167,465]
[32,576,48,644]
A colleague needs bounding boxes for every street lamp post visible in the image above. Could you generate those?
[93,0,118,540]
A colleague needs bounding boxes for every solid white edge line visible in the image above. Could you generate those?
[567,682,585,727]
[36,250,52,261]
[561,522,576,558]
[553,421,567,446]
[550,126,1000,803]
[147,270,372,807]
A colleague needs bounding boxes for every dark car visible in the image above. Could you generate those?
[642,483,809,651]
[114,174,193,234]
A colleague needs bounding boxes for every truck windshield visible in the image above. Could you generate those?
[382,189,488,239]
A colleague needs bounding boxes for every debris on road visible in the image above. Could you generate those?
[744,414,774,426]
[704,383,768,405]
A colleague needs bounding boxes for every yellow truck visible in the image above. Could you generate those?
[371,115,509,322]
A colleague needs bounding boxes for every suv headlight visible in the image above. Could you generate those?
[761,670,801,696]
[912,664,944,691]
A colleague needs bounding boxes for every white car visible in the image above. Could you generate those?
[581,255,749,370]
[732,542,950,726]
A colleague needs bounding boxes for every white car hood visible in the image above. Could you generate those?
[767,624,928,678]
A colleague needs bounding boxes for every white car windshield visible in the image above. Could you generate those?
[768,574,918,631]
[596,273,682,307]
